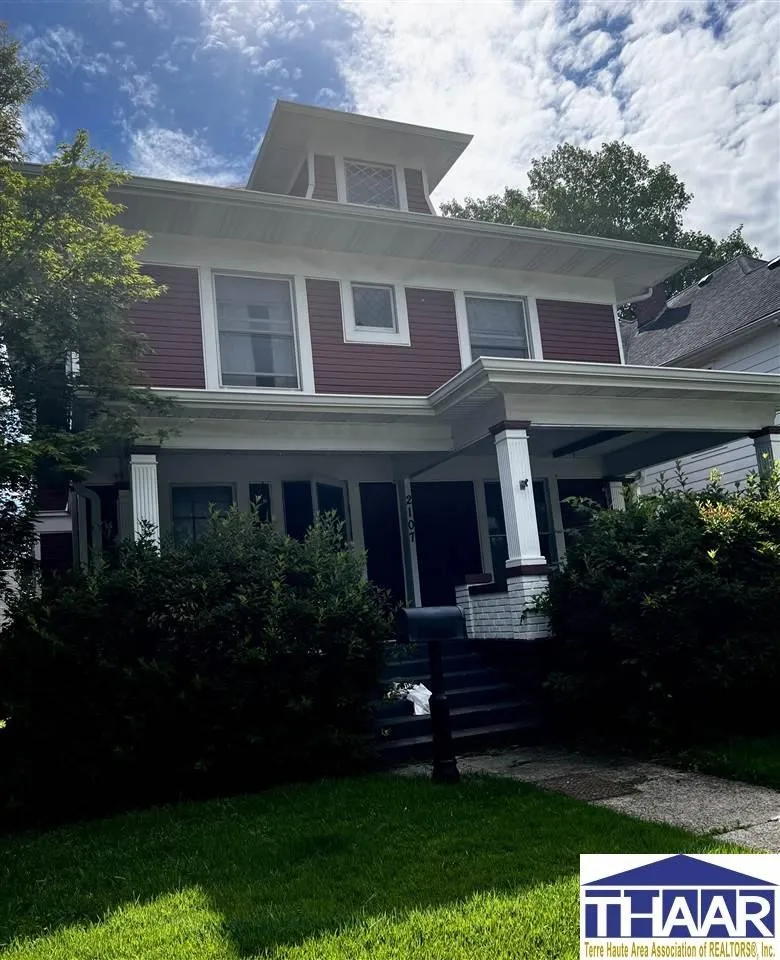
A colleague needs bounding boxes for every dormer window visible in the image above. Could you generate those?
[344,160,399,209]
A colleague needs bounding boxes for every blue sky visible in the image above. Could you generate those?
[5,0,779,252]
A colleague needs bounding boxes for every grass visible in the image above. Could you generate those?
[681,735,780,790]
[0,773,737,960]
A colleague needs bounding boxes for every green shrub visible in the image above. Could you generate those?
[541,470,780,751]
[0,510,394,826]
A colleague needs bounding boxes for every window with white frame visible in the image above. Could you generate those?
[343,281,410,345]
[215,273,299,389]
[344,160,399,209]
[352,283,397,332]
[465,295,530,361]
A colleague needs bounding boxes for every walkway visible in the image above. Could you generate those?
[401,746,780,850]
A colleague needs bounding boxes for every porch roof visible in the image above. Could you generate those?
[147,359,780,473]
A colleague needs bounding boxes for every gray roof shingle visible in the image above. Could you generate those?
[625,255,780,366]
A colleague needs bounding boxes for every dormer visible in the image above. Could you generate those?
[246,101,472,214]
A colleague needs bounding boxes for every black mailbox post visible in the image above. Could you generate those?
[397,606,465,783]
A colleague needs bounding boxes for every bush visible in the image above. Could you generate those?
[0,510,394,826]
[541,470,780,751]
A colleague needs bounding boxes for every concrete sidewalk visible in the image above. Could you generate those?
[401,746,780,850]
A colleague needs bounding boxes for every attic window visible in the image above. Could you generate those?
[344,160,399,209]
[768,256,780,271]
[697,273,712,287]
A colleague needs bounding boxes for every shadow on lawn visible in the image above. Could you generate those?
[0,774,726,957]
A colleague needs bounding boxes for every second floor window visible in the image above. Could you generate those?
[352,283,397,332]
[344,160,399,208]
[215,274,299,389]
[466,295,530,362]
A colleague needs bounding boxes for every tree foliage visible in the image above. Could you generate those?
[539,468,780,751]
[441,140,760,297]
[0,510,394,825]
[0,27,166,572]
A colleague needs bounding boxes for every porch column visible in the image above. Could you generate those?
[487,421,549,641]
[606,478,627,511]
[752,427,780,481]
[489,421,546,571]
[130,453,160,545]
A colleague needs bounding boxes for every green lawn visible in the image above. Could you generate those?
[0,774,736,960]
[681,735,780,790]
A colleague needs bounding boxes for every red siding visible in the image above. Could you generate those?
[306,280,461,395]
[312,154,338,201]
[536,299,621,363]
[404,168,432,214]
[129,265,205,388]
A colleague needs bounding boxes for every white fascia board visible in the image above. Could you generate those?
[115,176,701,267]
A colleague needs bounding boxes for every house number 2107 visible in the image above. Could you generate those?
[405,494,416,544]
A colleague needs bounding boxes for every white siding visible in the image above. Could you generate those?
[642,326,780,492]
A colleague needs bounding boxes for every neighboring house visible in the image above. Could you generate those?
[33,101,780,639]
[623,255,780,491]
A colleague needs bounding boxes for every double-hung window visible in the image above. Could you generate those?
[215,274,299,389]
[344,160,399,209]
[466,295,531,361]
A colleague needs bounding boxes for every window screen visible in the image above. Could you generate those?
[215,274,298,388]
[466,297,530,361]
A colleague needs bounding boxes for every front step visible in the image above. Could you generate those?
[378,718,541,765]
[376,638,544,765]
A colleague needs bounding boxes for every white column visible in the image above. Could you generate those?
[130,453,160,545]
[491,422,546,571]
[607,479,627,511]
[753,428,780,480]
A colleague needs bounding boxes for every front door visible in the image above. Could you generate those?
[411,481,482,606]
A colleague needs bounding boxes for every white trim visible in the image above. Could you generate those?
[334,155,347,204]
[396,164,409,213]
[198,266,221,390]
[131,453,160,545]
[211,269,304,393]
[453,290,473,369]
[293,275,315,392]
[547,476,567,562]
[304,152,315,200]
[526,296,544,360]
[420,167,435,214]
[340,280,411,346]
[612,303,626,364]
[35,513,73,535]
[463,292,534,362]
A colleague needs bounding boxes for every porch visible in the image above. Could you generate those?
[70,358,780,640]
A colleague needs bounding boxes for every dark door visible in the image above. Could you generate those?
[411,481,482,606]
[360,482,405,604]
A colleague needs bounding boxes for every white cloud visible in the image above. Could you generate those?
[24,26,113,76]
[128,125,246,185]
[21,104,57,162]
[120,73,159,109]
[197,0,315,71]
[335,0,780,253]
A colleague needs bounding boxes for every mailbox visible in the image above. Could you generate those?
[398,605,464,783]
[398,606,466,646]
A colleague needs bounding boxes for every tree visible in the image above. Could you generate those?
[441,141,760,297]
[0,27,166,576]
